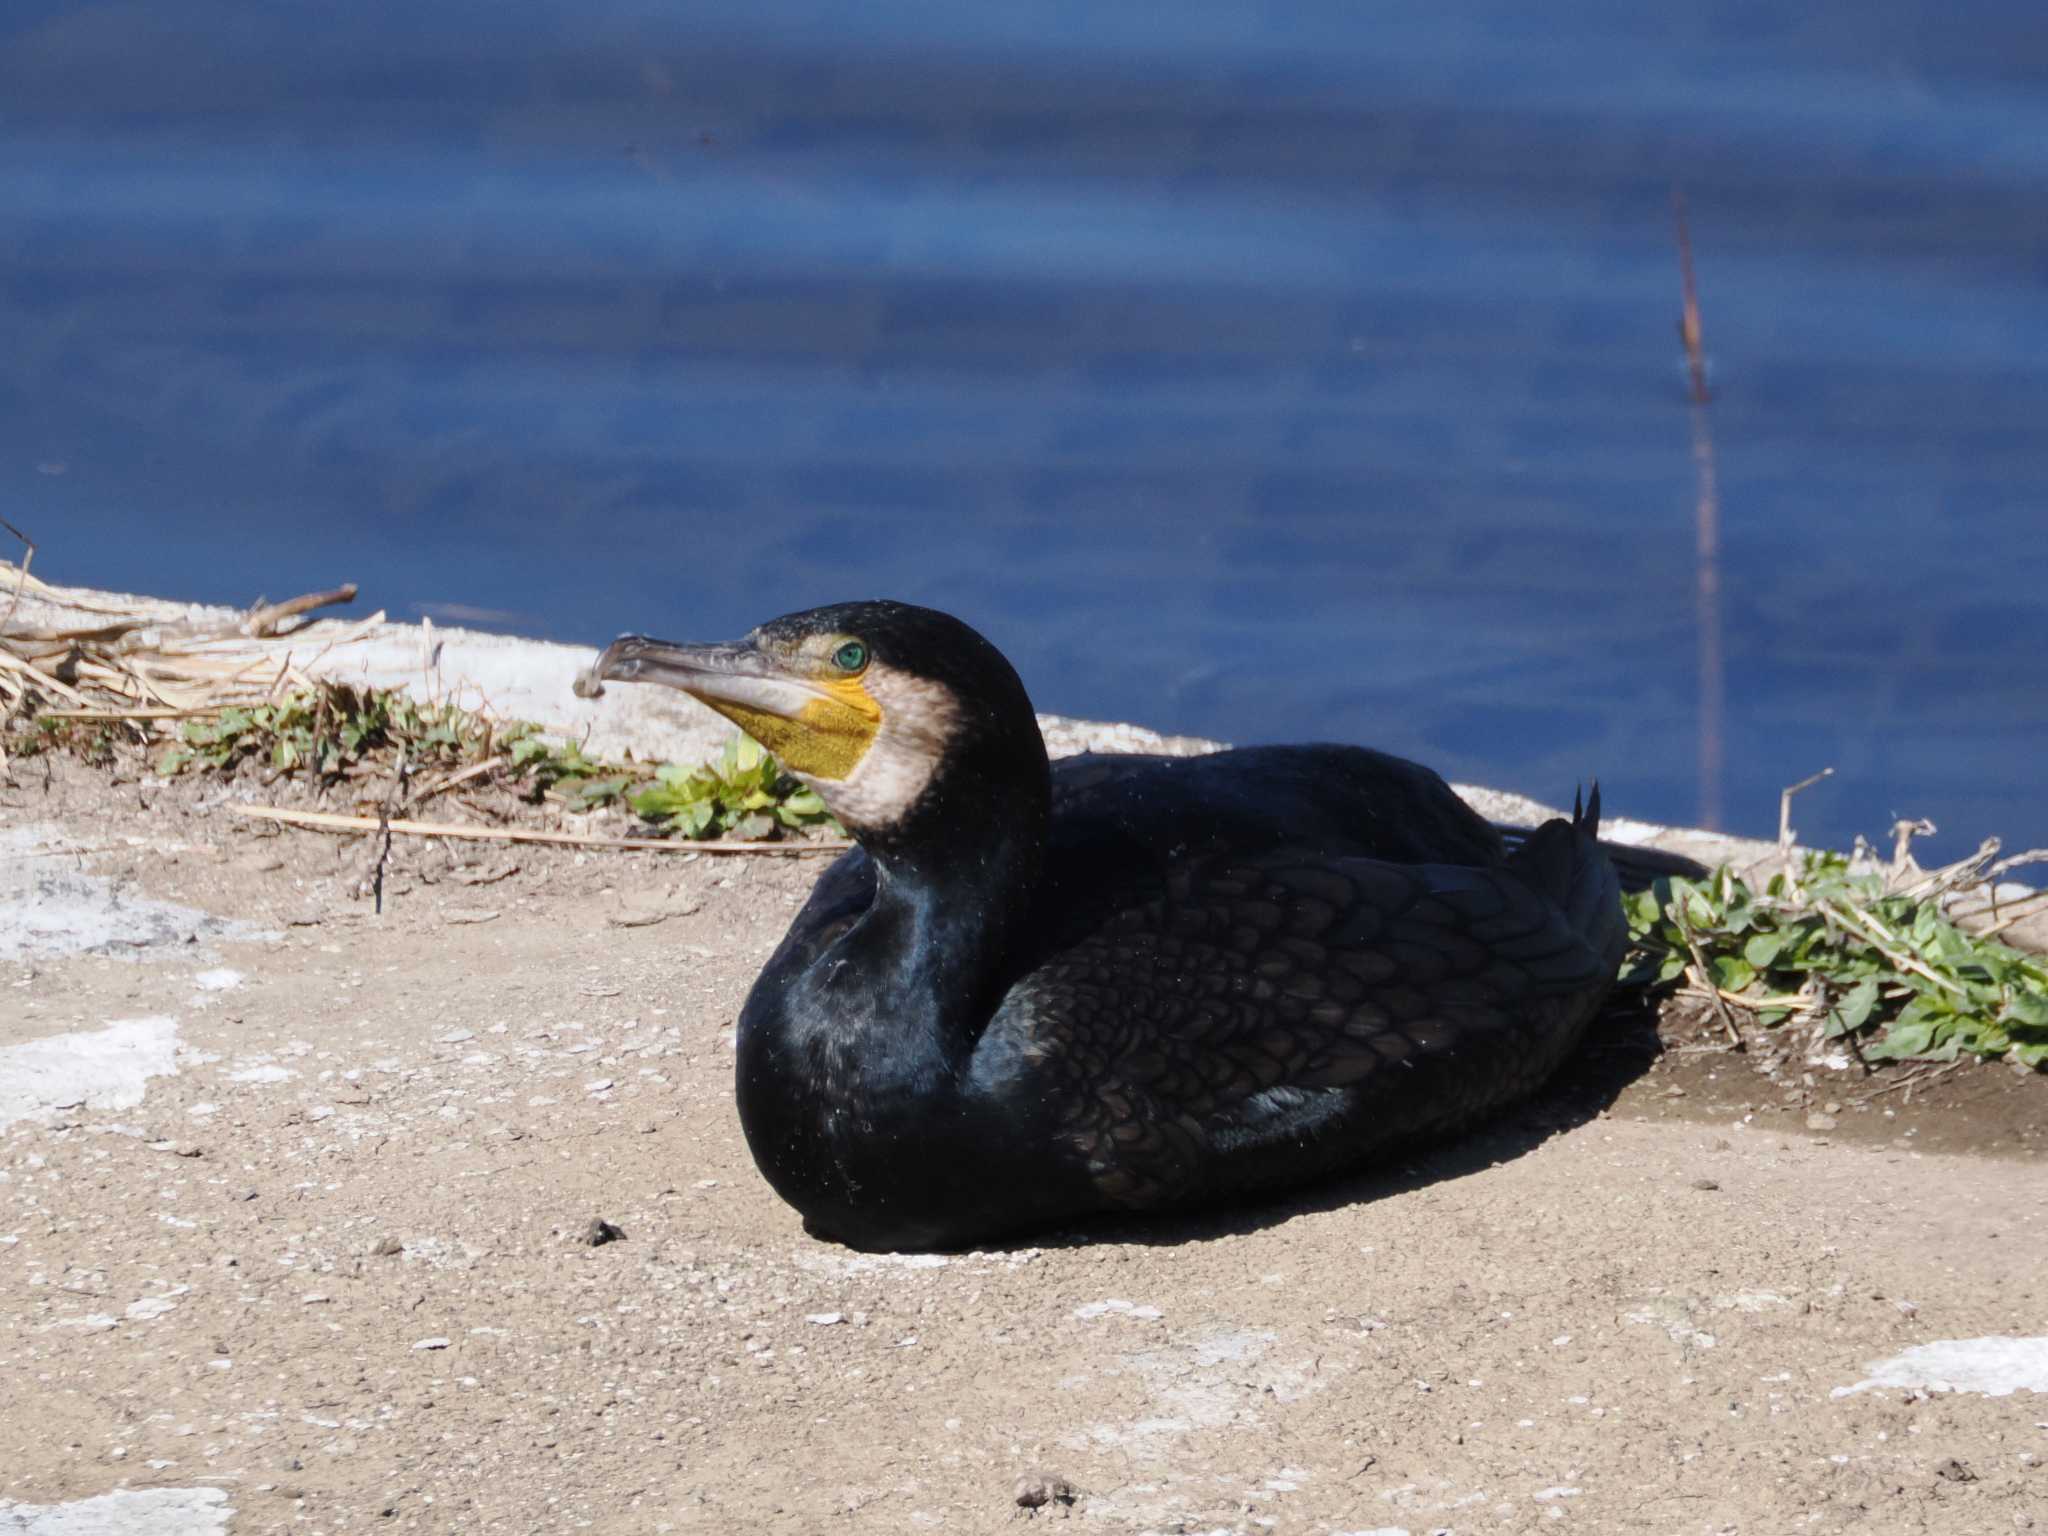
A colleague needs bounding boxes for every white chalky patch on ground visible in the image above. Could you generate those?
[1075,1299,1164,1320]
[1074,1327,1312,1453]
[1833,1337,2048,1398]
[796,1250,952,1278]
[192,968,243,991]
[0,825,271,962]
[0,1017,182,1131]
[227,1062,294,1084]
[1623,1296,1716,1349]
[0,1486,232,1534]
[397,1236,486,1270]
[47,1313,119,1333]
[1713,1291,1792,1312]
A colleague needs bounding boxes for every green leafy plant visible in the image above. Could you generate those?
[143,682,838,841]
[156,684,495,780]
[630,735,838,841]
[1624,855,2048,1067]
[501,725,634,809]
[14,717,118,766]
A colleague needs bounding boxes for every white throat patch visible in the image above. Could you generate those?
[801,666,960,832]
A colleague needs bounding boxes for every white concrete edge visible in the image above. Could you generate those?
[10,577,2037,927]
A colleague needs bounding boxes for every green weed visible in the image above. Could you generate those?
[156,684,493,779]
[629,735,838,840]
[147,683,835,842]
[14,717,119,767]
[1624,853,2048,1067]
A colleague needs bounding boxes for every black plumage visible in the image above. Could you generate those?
[582,601,1628,1251]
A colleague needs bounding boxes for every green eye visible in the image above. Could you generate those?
[833,640,868,672]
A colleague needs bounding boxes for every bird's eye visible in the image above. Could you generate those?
[833,640,868,672]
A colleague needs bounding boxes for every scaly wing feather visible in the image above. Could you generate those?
[1000,849,1613,1207]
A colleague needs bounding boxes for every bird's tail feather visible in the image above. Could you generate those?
[1505,782,1628,972]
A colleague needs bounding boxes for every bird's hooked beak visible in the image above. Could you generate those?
[574,633,882,782]
[576,633,780,704]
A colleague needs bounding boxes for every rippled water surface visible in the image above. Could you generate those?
[4,2,2044,854]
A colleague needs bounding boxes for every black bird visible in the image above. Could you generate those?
[579,601,1626,1252]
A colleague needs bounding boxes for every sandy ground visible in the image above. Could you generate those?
[4,757,2046,1536]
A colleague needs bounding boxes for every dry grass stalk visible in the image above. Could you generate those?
[2,557,378,723]
[1672,901,1745,1049]
[244,584,358,638]
[227,802,852,855]
[1673,187,1710,406]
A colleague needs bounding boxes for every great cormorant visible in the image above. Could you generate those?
[578,600,1626,1252]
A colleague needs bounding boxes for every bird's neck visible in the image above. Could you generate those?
[849,745,1052,1063]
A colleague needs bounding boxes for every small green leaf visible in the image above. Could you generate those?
[1838,977,1880,1030]
[1867,1019,1935,1060]
[1742,930,1786,969]
[1710,955,1755,993]
[2006,989,2048,1028]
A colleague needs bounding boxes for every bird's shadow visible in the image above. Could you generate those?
[1032,992,1667,1252]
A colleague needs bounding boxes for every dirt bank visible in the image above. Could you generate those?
[3,757,2045,1535]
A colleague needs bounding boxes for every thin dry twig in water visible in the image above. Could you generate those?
[1674,187,1723,829]
[1673,188,1710,407]
[228,802,852,854]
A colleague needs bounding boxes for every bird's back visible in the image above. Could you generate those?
[1043,745,1506,878]
[976,745,1625,1215]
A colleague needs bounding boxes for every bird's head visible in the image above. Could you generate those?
[576,600,1047,843]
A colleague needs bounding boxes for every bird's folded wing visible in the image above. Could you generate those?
[1006,853,1611,1203]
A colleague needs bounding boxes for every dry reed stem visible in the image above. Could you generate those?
[2,563,388,724]
[1776,767,1835,887]
[243,584,358,638]
[0,645,89,704]
[1818,899,1968,998]
[410,755,508,806]
[33,708,223,722]
[227,802,852,855]
[1673,187,1710,406]
[1673,903,1745,1049]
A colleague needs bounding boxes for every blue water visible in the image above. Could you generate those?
[4,2,2045,856]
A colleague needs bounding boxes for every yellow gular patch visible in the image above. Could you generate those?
[709,675,881,781]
